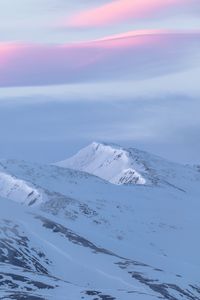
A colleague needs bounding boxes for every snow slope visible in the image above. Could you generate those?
[0,170,43,206]
[55,142,200,191]
[55,142,147,185]
[0,144,200,300]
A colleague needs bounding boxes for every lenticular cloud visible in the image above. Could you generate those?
[66,0,197,28]
[0,31,200,87]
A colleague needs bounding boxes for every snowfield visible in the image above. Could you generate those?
[0,142,200,300]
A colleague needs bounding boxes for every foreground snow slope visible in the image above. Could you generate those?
[0,144,200,300]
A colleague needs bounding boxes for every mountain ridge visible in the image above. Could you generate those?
[54,142,199,191]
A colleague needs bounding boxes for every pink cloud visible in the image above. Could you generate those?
[0,43,20,66]
[66,0,185,28]
[0,31,199,87]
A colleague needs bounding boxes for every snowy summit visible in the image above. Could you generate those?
[55,142,197,191]
[55,142,154,185]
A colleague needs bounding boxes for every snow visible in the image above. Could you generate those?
[55,142,200,191]
[0,170,43,206]
[0,143,200,299]
[55,142,148,185]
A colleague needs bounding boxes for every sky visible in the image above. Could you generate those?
[0,0,200,164]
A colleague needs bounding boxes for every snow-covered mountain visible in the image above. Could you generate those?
[55,142,199,191]
[0,144,200,300]
[55,142,146,185]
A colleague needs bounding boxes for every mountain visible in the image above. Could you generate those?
[55,142,199,191]
[0,145,200,300]
[55,142,147,185]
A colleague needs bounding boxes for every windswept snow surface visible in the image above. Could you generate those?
[0,144,200,299]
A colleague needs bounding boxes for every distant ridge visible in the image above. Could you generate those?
[54,142,199,190]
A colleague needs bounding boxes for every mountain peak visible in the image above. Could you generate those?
[89,141,125,153]
[54,142,200,190]
[55,142,148,185]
